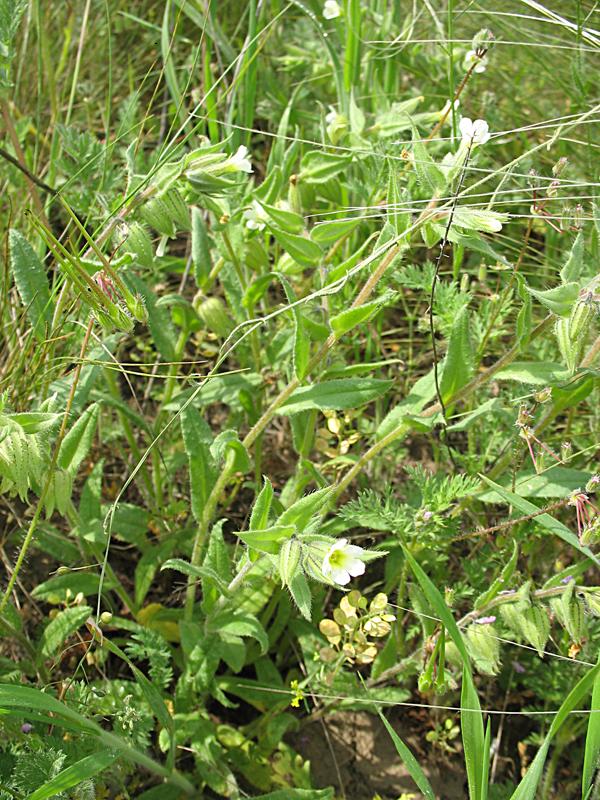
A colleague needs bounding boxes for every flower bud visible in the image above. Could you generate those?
[418,671,433,692]
[100,611,113,625]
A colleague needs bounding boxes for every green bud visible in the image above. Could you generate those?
[580,517,600,547]
[555,316,579,374]
[56,566,70,576]
[417,671,433,692]
[100,611,113,625]
[278,538,302,587]
[288,175,302,215]
[194,295,234,338]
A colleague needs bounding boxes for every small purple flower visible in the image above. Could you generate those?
[21,723,33,734]
[512,661,526,674]
[422,510,433,521]
[561,576,575,585]
[475,615,496,625]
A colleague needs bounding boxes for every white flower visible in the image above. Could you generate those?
[243,200,268,231]
[228,145,253,173]
[322,538,366,585]
[464,49,488,73]
[459,117,491,146]
[325,108,338,125]
[323,0,341,20]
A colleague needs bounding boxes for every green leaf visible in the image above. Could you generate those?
[280,274,311,380]
[277,486,332,529]
[452,207,508,233]
[32,572,112,603]
[582,655,600,798]
[237,525,295,555]
[493,361,569,385]
[269,225,322,266]
[279,378,393,415]
[4,411,60,433]
[211,611,269,654]
[527,282,579,317]
[440,307,473,404]
[161,558,230,594]
[377,711,435,799]
[57,402,100,475]
[478,467,591,500]
[258,200,304,233]
[299,150,352,183]
[28,751,118,800]
[180,405,216,521]
[38,605,92,659]
[9,228,52,339]
[249,477,274,530]
[376,369,436,439]
[311,218,359,245]
[560,230,584,284]
[479,476,600,567]
[330,301,381,337]
[289,572,312,620]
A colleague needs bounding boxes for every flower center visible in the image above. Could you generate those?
[329,549,347,569]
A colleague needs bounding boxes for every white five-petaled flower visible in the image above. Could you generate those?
[228,145,253,173]
[464,49,488,73]
[323,0,341,20]
[322,538,366,585]
[243,200,268,231]
[459,117,491,147]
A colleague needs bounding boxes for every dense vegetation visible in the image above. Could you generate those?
[0,1,599,797]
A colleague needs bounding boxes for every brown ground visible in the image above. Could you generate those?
[292,710,466,800]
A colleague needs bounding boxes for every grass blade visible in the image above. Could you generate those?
[376,708,435,800]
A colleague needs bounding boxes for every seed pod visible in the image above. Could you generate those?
[466,624,501,675]
[288,175,302,215]
[194,295,234,338]
[519,605,550,657]
[580,517,600,547]
[555,316,579,373]
[569,296,594,343]
[162,188,191,231]
[100,611,113,625]
[278,538,302,587]
[140,196,177,237]
[124,222,154,268]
